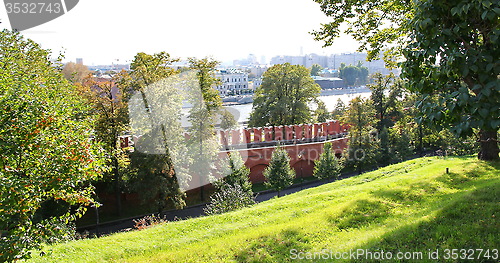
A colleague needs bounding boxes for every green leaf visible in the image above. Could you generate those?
[486,63,494,72]
[481,11,489,20]
[479,108,489,118]
[491,119,500,130]
[482,88,491,97]
[462,67,469,77]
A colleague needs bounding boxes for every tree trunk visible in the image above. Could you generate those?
[113,156,122,216]
[478,129,499,161]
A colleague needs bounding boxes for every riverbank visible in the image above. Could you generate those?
[221,86,371,106]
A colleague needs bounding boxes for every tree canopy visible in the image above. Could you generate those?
[0,30,105,261]
[339,62,369,86]
[403,0,499,160]
[249,63,321,127]
[314,0,499,160]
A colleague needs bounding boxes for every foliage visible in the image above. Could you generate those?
[403,0,500,160]
[368,73,405,165]
[312,0,413,67]
[77,76,130,215]
[219,108,238,130]
[313,142,342,181]
[339,62,369,86]
[0,30,105,262]
[206,152,254,215]
[314,100,330,122]
[129,131,186,212]
[369,73,403,132]
[342,97,379,173]
[120,52,179,91]
[263,145,295,196]
[313,0,499,160]
[331,98,346,120]
[215,152,253,196]
[61,62,91,84]
[186,57,223,201]
[122,52,187,211]
[187,57,223,115]
[388,124,414,163]
[204,184,255,215]
[310,63,323,76]
[248,63,321,127]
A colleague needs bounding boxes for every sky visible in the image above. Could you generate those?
[0,0,360,65]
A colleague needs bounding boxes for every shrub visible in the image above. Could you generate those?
[204,184,255,215]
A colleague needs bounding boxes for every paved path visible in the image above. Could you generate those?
[78,173,357,237]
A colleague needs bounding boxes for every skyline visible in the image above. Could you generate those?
[0,0,360,65]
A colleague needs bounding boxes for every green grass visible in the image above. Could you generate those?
[26,156,499,262]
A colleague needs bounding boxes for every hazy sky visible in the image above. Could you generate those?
[0,0,360,65]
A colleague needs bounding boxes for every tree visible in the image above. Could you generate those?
[77,76,129,215]
[369,73,403,132]
[205,152,255,215]
[403,0,500,160]
[313,0,499,160]
[0,30,105,262]
[339,63,369,86]
[215,152,253,196]
[263,145,295,197]
[368,73,404,165]
[342,97,379,174]
[187,57,223,202]
[310,64,323,76]
[120,52,188,210]
[62,62,91,84]
[219,108,238,130]
[313,142,342,181]
[249,63,321,127]
[389,124,414,163]
[129,128,186,213]
[315,100,330,122]
[331,98,346,120]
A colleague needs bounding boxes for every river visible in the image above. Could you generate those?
[225,91,372,123]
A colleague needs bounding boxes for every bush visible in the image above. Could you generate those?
[204,185,255,215]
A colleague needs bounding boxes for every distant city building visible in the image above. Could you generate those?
[249,65,269,79]
[76,58,83,65]
[233,54,259,67]
[270,53,393,76]
[215,69,249,96]
[305,53,328,68]
[88,64,130,72]
[270,55,305,66]
[249,77,263,90]
[327,53,390,75]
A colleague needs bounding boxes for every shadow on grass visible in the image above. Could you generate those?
[373,181,441,206]
[328,199,392,230]
[234,229,311,262]
[352,179,499,262]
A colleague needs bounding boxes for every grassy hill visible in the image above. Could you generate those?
[26,156,499,262]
